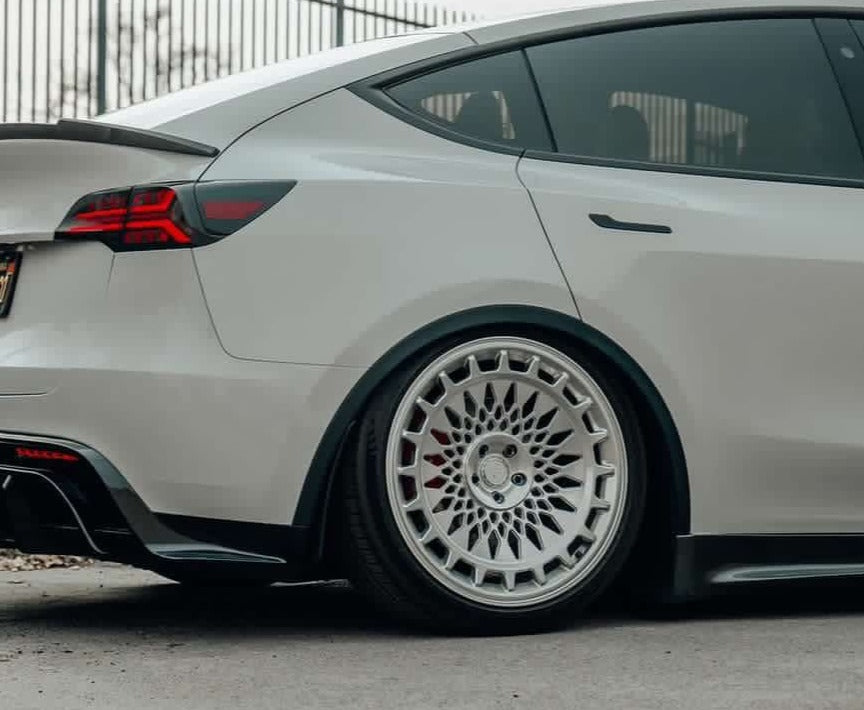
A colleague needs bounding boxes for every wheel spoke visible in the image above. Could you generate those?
[438,371,456,393]
[473,564,487,587]
[401,497,424,513]
[532,565,547,585]
[497,349,512,373]
[401,431,424,446]
[415,397,435,416]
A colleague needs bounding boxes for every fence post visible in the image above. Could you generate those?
[335,0,346,47]
[96,0,108,114]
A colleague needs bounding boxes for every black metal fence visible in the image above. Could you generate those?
[0,0,472,123]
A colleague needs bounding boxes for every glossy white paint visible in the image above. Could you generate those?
[196,88,576,366]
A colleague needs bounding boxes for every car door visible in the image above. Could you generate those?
[517,16,864,535]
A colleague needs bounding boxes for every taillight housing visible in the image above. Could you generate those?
[55,180,295,251]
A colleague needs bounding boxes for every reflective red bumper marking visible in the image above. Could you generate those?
[15,447,79,463]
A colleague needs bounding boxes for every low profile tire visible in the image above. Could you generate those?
[342,329,647,634]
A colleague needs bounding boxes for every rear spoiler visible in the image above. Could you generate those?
[0,119,219,158]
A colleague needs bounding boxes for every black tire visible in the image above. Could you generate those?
[340,326,647,635]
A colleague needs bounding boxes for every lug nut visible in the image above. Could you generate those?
[512,473,527,486]
[493,492,505,504]
[503,445,518,459]
[478,445,489,458]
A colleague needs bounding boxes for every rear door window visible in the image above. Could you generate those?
[525,19,864,180]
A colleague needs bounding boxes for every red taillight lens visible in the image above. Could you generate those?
[130,186,175,214]
[202,201,264,220]
[124,186,193,246]
[56,181,295,251]
[194,181,296,236]
[63,189,129,235]
[57,185,193,250]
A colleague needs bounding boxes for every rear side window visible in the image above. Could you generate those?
[385,51,553,152]
[526,19,864,180]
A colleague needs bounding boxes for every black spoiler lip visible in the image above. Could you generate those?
[0,118,219,158]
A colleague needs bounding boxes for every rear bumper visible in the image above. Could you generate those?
[0,244,363,526]
[0,432,312,579]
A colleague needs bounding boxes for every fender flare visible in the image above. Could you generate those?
[294,305,691,552]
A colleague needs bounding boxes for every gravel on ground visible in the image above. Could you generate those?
[0,548,94,572]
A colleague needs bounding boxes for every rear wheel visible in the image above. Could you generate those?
[342,330,646,634]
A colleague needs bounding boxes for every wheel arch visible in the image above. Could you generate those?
[295,305,691,568]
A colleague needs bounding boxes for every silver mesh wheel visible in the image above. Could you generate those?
[385,337,628,608]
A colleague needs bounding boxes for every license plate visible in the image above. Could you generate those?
[0,251,21,318]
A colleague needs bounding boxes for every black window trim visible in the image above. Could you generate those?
[521,47,559,154]
[350,6,864,190]
[815,18,864,160]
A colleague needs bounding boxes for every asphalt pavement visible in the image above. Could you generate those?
[1,564,863,710]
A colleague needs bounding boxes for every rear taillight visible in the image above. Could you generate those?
[56,181,295,251]
[194,181,295,237]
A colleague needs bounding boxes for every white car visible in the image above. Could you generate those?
[2,0,864,633]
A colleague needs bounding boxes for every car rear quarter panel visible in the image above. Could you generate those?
[193,88,578,368]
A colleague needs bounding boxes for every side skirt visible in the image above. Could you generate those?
[155,513,312,564]
[673,534,864,599]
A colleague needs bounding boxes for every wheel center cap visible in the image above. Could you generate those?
[479,455,510,488]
